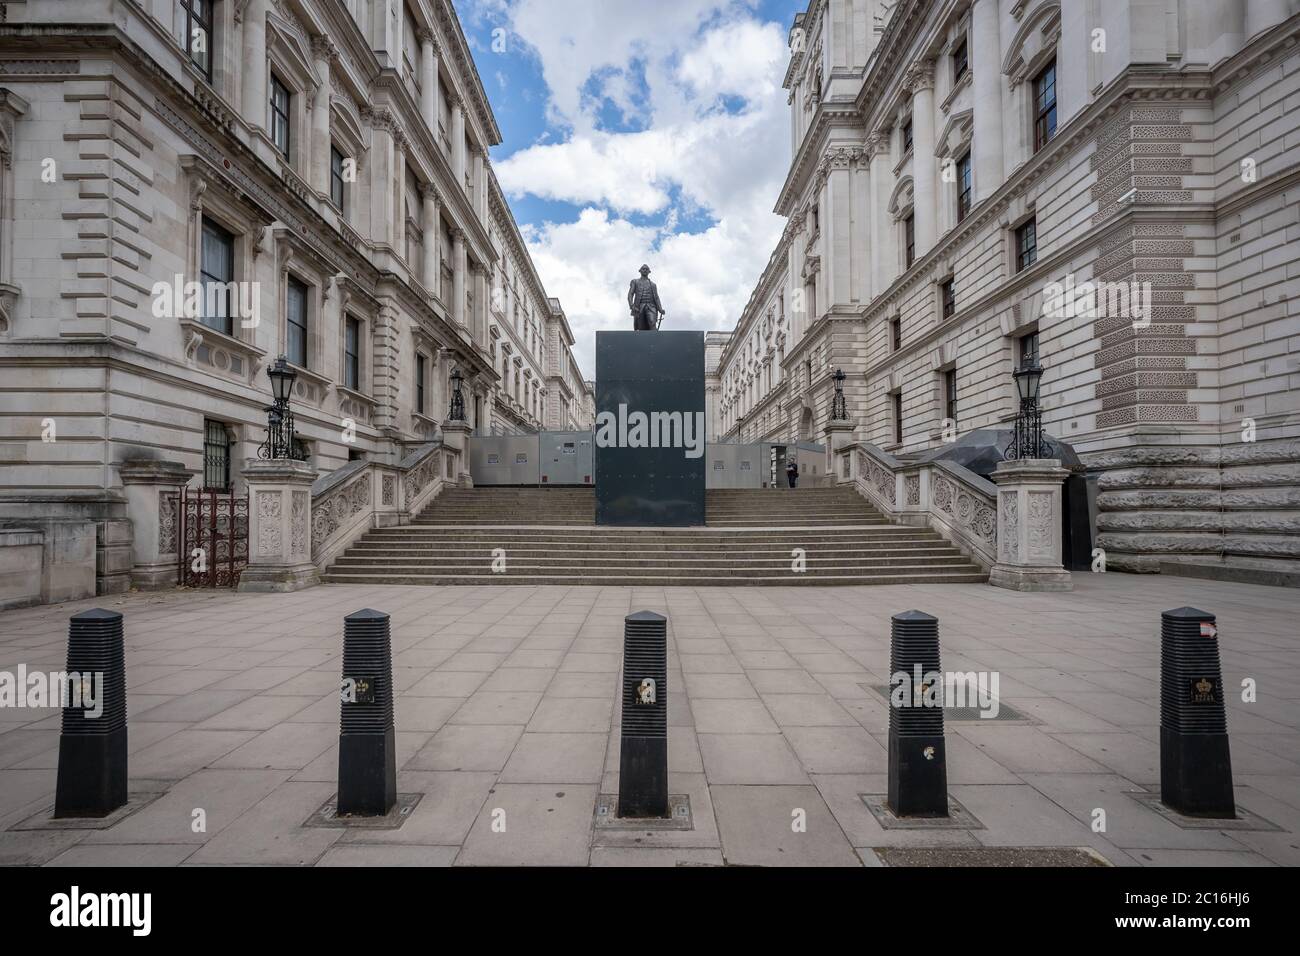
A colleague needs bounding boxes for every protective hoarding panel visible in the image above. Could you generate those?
[595,331,706,526]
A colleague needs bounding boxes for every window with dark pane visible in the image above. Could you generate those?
[1020,330,1040,367]
[330,145,346,211]
[344,316,360,391]
[941,279,955,319]
[902,118,913,154]
[203,419,230,491]
[952,35,968,84]
[199,217,234,336]
[944,368,958,424]
[956,150,972,222]
[904,214,915,268]
[1034,59,1057,152]
[270,74,291,157]
[286,275,308,368]
[178,0,213,80]
[891,316,902,352]
[416,353,427,415]
[1015,218,1038,272]
[893,392,904,445]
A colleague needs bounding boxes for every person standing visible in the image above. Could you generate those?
[786,457,799,489]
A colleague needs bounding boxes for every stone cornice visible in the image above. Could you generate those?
[775,103,864,215]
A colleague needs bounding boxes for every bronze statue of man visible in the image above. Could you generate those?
[628,264,665,331]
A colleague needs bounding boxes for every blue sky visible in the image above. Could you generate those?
[457,0,808,377]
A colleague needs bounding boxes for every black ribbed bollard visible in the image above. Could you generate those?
[618,610,668,818]
[1160,607,1234,818]
[54,608,128,818]
[338,608,396,816]
[887,610,948,817]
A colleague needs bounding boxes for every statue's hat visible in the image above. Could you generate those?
[638,263,651,274]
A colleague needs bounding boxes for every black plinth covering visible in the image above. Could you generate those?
[1160,607,1235,818]
[887,610,948,818]
[54,608,128,818]
[618,611,668,818]
[338,608,396,816]
[595,331,705,526]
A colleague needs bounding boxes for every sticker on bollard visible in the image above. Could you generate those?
[887,610,948,818]
[1160,607,1234,819]
[337,609,396,817]
[54,609,128,819]
[617,610,668,818]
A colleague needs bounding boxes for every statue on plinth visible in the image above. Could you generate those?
[628,264,665,331]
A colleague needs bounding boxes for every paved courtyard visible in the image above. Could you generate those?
[0,574,1296,867]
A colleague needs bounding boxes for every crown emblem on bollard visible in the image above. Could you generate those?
[636,678,656,705]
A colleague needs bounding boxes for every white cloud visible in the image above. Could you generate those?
[486,0,793,377]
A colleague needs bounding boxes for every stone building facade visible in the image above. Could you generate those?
[0,0,587,595]
[717,0,1300,576]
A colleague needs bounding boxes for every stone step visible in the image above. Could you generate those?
[343,544,962,558]
[332,554,975,569]
[321,570,989,586]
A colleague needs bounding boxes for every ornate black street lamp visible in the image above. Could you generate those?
[831,367,848,421]
[1004,358,1048,460]
[257,355,307,460]
[448,366,466,422]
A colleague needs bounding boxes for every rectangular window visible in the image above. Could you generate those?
[416,354,427,415]
[904,214,915,268]
[891,316,902,352]
[344,316,360,391]
[956,151,972,222]
[893,392,904,445]
[953,36,968,84]
[203,419,230,491]
[199,217,234,336]
[1015,218,1038,272]
[178,0,214,80]
[1020,331,1041,367]
[941,279,955,319]
[330,146,346,211]
[270,74,291,158]
[944,369,958,424]
[286,275,308,368]
[1034,59,1057,152]
[901,119,913,154]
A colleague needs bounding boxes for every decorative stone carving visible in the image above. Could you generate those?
[382,474,396,506]
[291,490,308,557]
[990,459,1071,592]
[257,491,282,556]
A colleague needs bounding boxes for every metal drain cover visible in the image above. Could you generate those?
[862,683,1031,722]
[304,793,423,829]
[594,793,693,831]
[871,846,1110,867]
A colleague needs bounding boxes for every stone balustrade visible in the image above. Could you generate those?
[838,442,999,570]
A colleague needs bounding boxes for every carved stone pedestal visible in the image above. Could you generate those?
[824,420,857,482]
[237,459,320,593]
[989,458,1073,592]
[119,458,190,590]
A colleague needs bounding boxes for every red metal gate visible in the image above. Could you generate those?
[178,486,249,588]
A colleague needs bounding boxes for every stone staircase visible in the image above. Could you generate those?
[321,486,988,586]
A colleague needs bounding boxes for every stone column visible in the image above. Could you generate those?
[393,134,407,257]
[419,30,440,134]
[906,61,936,257]
[852,147,871,303]
[867,132,891,290]
[989,459,1073,592]
[421,182,441,292]
[119,459,189,590]
[451,94,466,186]
[451,228,466,328]
[310,36,335,198]
[971,0,1003,202]
[822,151,853,308]
[241,0,271,131]
[238,459,320,593]
[472,263,487,343]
